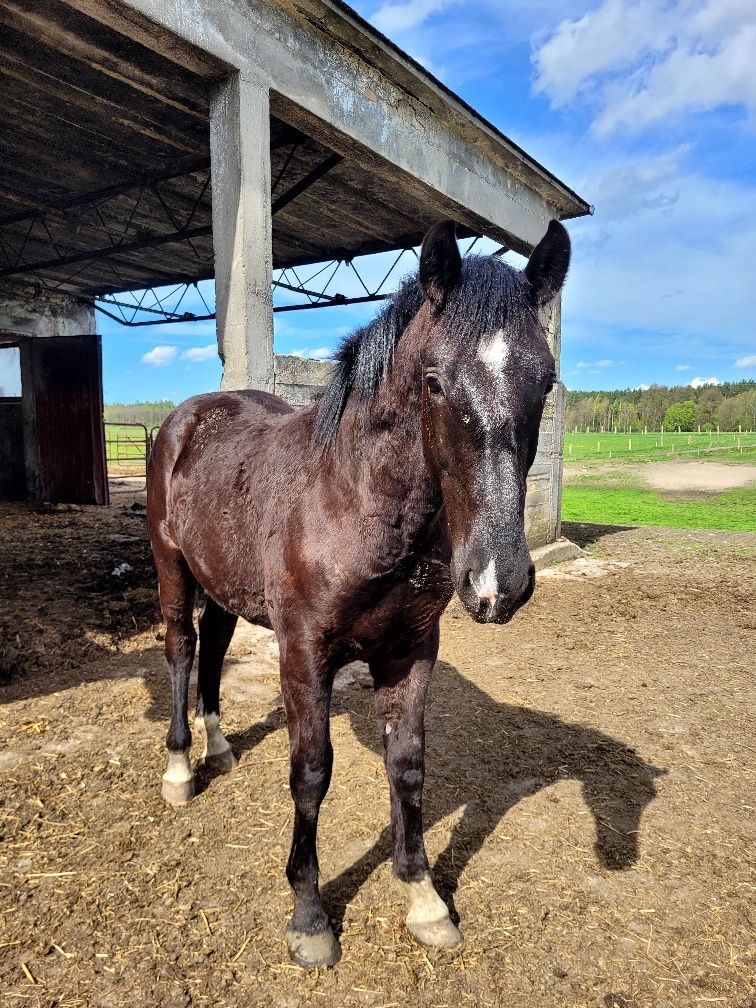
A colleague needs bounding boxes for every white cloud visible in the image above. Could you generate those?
[181,344,217,363]
[735,354,756,368]
[635,383,651,390]
[533,0,756,136]
[290,347,333,361]
[141,345,177,367]
[689,376,720,388]
[676,363,692,371]
[373,0,455,34]
[576,358,613,368]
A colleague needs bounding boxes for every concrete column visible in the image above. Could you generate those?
[542,294,564,542]
[210,73,274,392]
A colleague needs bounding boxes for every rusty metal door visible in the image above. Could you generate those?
[25,334,109,505]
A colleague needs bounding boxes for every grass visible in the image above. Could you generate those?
[562,481,756,532]
[564,430,756,465]
[104,422,152,468]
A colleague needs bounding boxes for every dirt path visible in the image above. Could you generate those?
[0,501,754,1007]
[564,459,756,494]
[642,461,756,492]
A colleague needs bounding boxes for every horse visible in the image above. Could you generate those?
[146,218,571,968]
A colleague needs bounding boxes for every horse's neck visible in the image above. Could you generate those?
[334,322,442,551]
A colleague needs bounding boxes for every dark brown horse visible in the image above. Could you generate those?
[147,219,570,968]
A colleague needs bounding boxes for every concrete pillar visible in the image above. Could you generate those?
[542,294,564,542]
[210,73,274,392]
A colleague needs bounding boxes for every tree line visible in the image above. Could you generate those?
[104,400,176,428]
[104,384,756,435]
[565,380,756,433]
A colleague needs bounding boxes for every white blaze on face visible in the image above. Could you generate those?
[473,558,498,604]
[478,329,509,371]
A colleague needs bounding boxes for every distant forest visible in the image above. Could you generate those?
[104,400,175,428]
[105,381,756,434]
[565,380,756,433]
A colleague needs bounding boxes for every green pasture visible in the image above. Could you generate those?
[104,422,155,467]
[562,483,756,532]
[563,430,756,465]
[562,432,756,531]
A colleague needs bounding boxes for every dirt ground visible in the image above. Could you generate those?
[0,492,754,1008]
[563,459,756,494]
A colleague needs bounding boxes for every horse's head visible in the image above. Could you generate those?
[418,219,570,624]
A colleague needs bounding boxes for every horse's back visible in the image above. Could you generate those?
[147,389,296,538]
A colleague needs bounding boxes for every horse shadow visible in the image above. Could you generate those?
[224,658,665,930]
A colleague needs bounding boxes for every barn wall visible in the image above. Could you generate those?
[0,290,96,338]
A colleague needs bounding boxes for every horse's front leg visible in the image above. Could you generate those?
[371,627,462,949]
[280,640,340,968]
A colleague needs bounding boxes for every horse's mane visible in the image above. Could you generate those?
[313,254,531,444]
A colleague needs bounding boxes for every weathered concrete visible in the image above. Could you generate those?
[0,290,96,338]
[211,75,275,392]
[66,0,585,253]
[274,353,333,407]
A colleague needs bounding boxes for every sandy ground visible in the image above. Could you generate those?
[0,496,754,1008]
[641,462,756,493]
[563,458,756,494]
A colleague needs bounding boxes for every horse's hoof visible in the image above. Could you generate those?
[202,748,237,773]
[286,927,341,969]
[406,915,462,949]
[161,776,195,807]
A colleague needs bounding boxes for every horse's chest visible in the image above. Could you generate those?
[348,558,453,657]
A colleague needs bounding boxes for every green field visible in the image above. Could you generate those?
[562,431,756,532]
[563,430,756,464]
[105,422,154,469]
[562,483,756,532]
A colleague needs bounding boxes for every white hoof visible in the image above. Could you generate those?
[162,751,194,807]
[406,914,462,948]
[202,748,237,773]
[286,927,341,968]
[400,872,462,949]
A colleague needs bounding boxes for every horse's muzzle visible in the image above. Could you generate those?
[457,560,536,625]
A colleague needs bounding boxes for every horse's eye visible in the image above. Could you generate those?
[425,373,444,398]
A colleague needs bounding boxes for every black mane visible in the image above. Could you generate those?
[313,254,531,443]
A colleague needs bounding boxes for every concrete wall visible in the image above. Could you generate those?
[0,290,96,338]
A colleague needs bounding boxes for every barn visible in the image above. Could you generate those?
[0,0,590,549]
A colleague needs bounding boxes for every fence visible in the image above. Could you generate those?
[104,422,153,475]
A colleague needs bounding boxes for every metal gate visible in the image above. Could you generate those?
[104,422,151,476]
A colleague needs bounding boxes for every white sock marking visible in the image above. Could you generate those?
[163,751,193,785]
[402,872,451,925]
[196,713,231,758]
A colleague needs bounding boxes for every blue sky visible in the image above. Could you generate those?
[97,0,756,402]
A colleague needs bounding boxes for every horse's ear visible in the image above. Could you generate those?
[524,219,571,308]
[420,220,462,311]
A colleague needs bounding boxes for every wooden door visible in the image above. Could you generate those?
[24,334,109,505]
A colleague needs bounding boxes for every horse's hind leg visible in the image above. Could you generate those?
[158,550,198,807]
[280,641,340,968]
[371,628,461,949]
[195,597,238,773]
